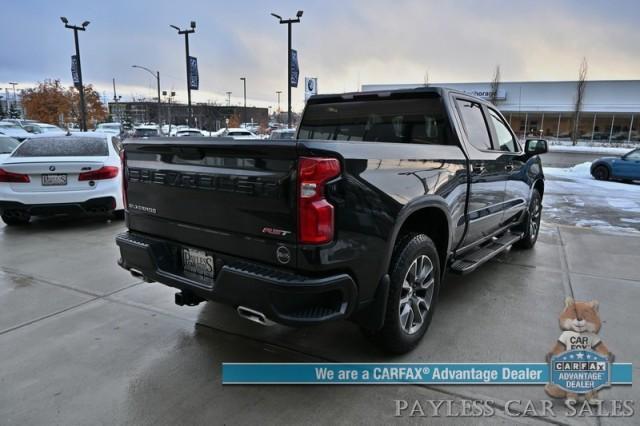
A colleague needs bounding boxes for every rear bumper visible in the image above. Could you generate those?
[0,179,123,211]
[0,196,117,216]
[116,231,358,326]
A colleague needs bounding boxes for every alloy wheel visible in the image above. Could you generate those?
[529,197,541,240]
[398,255,435,334]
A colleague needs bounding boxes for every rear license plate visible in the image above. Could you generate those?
[42,174,67,186]
[182,247,215,285]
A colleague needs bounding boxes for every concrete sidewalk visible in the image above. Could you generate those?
[0,218,638,425]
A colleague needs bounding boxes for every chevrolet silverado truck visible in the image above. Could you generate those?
[116,87,547,353]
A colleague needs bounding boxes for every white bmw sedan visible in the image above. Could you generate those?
[0,133,124,225]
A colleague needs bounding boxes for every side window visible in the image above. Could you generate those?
[625,149,640,160]
[488,109,518,152]
[455,99,491,151]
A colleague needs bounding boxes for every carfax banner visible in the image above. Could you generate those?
[223,362,633,385]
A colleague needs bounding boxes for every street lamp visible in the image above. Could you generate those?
[276,90,282,123]
[8,82,18,109]
[60,17,89,131]
[170,21,196,127]
[132,65,161,126]
[162,90,176,135]
[111,78,122,123]
[271,10,303,128]
[240,77,247,124]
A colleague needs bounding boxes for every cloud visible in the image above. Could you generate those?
[1,0,639,111]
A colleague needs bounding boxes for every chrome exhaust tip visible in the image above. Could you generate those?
[129,268,153,283]
[129,268,144,279]
[237,306,275,326]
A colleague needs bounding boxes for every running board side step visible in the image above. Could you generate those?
[450,232,523,275]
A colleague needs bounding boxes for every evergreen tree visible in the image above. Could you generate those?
[8,104,21,119]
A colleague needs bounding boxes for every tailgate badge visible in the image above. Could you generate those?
[128,203,157,214]
[276,246,291,264]
[262,227,291,237]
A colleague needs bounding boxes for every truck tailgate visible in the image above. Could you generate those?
[123,139,298,266]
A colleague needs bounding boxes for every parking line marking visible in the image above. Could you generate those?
[556,226,574,300]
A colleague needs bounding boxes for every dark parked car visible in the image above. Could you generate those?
[116,87,547,353]
[591,148,640,182]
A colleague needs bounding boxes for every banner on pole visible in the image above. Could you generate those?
[71,55,81,88]
[188,56,199,90]
[290,49,299,88]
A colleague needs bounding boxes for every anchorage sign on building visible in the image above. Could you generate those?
[462,88,507,100]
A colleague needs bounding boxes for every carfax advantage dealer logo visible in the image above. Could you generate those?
[550,350,610,393]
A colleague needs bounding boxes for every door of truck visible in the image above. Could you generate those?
[452,97,510,247]
[484,107,529,226]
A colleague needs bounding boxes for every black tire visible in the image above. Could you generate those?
[1,212,31,226]
[514,189,541,250]
[592,165,609,181]
[112,210,125,220]
[367,233,440,354]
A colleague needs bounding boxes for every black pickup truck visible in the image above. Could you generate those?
[116,87,547,353]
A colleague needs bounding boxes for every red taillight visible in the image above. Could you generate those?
[0,168,30,183]
[298,157,341,244]
[78,166,119,181]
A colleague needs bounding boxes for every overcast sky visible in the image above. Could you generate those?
[2,0,639,111]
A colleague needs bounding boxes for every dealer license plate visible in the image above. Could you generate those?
[41,174,68,186]
[181,247,214,285]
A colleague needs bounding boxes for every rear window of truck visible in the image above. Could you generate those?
[298,96,452,145]
[12,137,109,157]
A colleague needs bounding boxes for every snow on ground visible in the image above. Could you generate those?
[548,145,633,155]
[543,162,640,235]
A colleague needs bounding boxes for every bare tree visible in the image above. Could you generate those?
[571,57,588,145]
[489,65,501,105]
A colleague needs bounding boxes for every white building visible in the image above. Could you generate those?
[362,80,640,143]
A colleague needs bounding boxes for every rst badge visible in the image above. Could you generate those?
[262,227,291,237]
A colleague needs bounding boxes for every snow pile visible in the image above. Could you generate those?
[544,162,593,179]
[548,145,631,155]
[543,162,640,235]
[545,161,640,192]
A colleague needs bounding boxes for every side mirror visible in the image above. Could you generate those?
[525,139,548,156]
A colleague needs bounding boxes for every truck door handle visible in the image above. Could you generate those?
[472,165,486,174]
[505,164,514,172]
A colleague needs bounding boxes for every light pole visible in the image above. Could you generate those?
[271,10,303,128]
[170,21,196,127]
[276,90,282,123]
[8,82,18,108]
[239,77,247,124]
[60,17,89,131]
[111,78,122,123]
[162,90,176,135]
[132,65,161,126]
[225,91,232,107]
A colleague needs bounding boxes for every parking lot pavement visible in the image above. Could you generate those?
[0,216,638,425]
